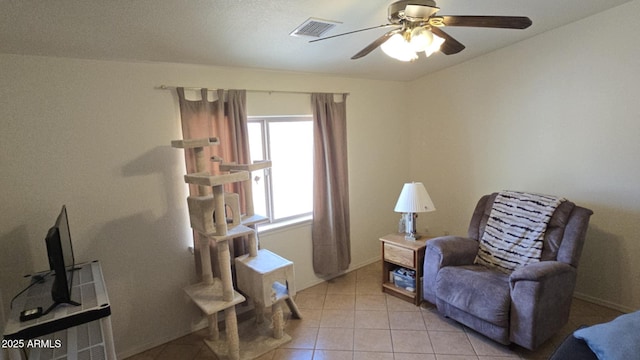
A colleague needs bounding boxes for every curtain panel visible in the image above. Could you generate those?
[311,93,351,276]
[176,88,250,276]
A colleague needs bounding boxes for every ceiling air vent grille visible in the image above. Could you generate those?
[290,18,341,38]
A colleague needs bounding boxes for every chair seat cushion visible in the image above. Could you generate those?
[436,265,511,327]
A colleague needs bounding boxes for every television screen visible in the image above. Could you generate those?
[56,205,75,273]
[44,205,79,310]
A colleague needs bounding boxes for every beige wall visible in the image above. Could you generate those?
[1,1,639,358]
[0,56,409,358]
[407,0,640,312]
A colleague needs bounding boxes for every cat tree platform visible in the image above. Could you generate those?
[184,171,250,187]
[183,279,246,316]
[171,137,220,148]
[219,160,272,172]
[203,318,291,360]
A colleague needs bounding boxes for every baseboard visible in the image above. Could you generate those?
[573,292,635,314]
[348,256,381,274]
[117,320,208,359]
[300,256,381,287]
[118,304,262,359]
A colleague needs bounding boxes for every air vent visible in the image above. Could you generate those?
[290,18,342,38]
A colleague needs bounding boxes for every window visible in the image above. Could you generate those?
[248,116,313,228]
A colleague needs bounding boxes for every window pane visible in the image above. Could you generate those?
[247,122,264,162]
[247,122,267,217]
[268,121,313,219]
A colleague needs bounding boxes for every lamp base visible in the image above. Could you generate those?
[403,213,420,241]
[404,232,421,241]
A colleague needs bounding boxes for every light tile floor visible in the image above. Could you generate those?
[126,261,623,360]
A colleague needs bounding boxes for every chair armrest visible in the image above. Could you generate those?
[509,261,578,349]
[423,236,478,304]
[510,261,575,284]
[427,236,479,267]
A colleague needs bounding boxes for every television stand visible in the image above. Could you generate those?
[3,261,115,360]
[42,298,81,317]
[44,271,83,316]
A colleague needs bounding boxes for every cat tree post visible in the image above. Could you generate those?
[217,239,234,302]
[194,147,211,196]
[199,237,214,285]
[272,302,284,339]
[195,148,213,285]
[242,177,254,218]
[207,313,219,341]
[224,306,240,359]
[248,232,258,258]
[218,239,239,360]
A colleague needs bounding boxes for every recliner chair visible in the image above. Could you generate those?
[422,192,593,350]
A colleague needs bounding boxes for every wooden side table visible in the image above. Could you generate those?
[380,233,430,305]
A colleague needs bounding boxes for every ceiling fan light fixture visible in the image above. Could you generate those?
[409,27,433,52]
[424,33,445,57]
[381,33,418,61]
[312,0,532,61]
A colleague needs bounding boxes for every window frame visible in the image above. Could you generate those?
[248,115,314,231]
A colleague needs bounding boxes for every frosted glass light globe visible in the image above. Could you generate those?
[409,27,433,52]
[381,33,418,62]
[425,33,445,57]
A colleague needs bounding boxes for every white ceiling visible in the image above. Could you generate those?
[0,0,631,81]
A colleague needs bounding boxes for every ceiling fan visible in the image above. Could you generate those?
[310,0,532,61]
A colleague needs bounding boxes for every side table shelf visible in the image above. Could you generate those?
[379,233,430,306]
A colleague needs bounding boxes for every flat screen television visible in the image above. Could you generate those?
[44,205,80,313]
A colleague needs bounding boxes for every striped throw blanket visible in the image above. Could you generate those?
[474,191,565,273]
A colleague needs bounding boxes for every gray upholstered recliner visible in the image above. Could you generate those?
[422,193,593,350]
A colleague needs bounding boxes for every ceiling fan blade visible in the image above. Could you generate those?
[430,27,465,55]
[436,16,532,29]
[351,29,401,60]
[309,24,396,43]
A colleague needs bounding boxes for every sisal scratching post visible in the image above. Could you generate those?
[248,232,258,258]
[213,185,227,236]
[225,306,240,360]
[199,236,214,285]
[242,177,254,217]
[207,313,219,341]
[194,147,211,196]
[271,302,284,339]
[217,241,234,302]
[254,300,265,324]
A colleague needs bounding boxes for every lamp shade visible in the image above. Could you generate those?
[394,182,436,213]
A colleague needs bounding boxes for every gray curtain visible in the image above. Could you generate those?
[176,88,250,276]
[311,93,350,276]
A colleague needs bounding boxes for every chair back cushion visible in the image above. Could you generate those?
[474,191,566,273]
[468,192,584,264]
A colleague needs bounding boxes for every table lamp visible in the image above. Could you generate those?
[394,182,435,240]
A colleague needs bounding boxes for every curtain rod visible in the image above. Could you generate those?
[157,85,349,96]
